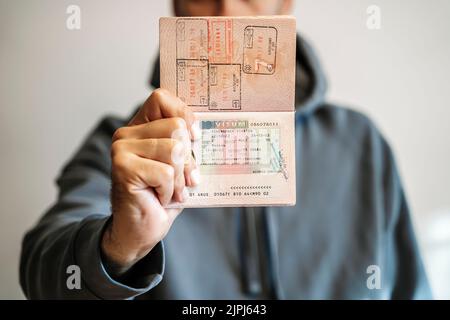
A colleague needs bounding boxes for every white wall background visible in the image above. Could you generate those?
[1,0,449,299]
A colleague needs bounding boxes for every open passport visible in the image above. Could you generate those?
[160,16,296,207]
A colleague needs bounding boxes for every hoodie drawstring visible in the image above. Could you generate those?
[239,207,284,299]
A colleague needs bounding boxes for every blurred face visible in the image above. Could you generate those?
[174,0,293,17]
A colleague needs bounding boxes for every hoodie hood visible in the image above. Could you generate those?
[150,34,327,116]
[294,35,327,115]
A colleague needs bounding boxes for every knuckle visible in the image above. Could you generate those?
[170,117,187,131]
[110,140,126,158]
[112,153,131,172]
[150,88,167,102]
[169,141,185,166]
[162,165,175,181]
[112,127,127,141]
[171,139,184,153]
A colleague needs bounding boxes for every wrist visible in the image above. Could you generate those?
[100,224,138,278]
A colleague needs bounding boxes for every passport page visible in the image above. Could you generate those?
[160,16,296,207]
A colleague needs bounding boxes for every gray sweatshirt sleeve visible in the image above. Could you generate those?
[379,135,433,299]
[388,193,433,299]
[20,117,164,299]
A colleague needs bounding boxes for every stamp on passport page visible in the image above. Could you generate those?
[243,26,277,74]
[160,16,297,207]
[208,19,233,64]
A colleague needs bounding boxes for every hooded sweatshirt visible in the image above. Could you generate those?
[20,35,432,299]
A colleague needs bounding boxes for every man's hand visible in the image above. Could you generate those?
[101,89,201,277]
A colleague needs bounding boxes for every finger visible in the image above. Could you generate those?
[113,139,188,203]
[112,138,187,167]
[112,117,191,142]
[172,140,191,202]
[118,155,175,206]
[173,172,187,203]
[129,88,200,140]
[184,150,199,187]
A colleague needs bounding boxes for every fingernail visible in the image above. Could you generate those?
[190,168,201,186]
[191,122,201,141]
[182,187,189,202]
